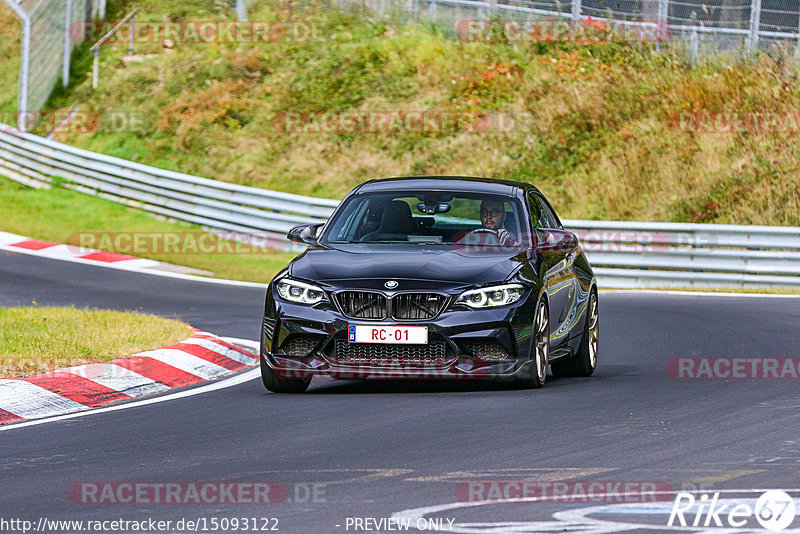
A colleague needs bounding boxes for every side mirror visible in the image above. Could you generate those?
[535,228,578,253]
[287,223,323,245]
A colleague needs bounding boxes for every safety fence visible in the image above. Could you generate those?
[1,0,105,130]
[330,0,800,58]
[1,122,799,289]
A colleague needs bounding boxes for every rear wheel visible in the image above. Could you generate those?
[516,297,549,389]
[260,332,311,393]
[552,289,598,378]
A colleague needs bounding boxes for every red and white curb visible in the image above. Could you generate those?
[0,330,258,425]
[0,231,265,287]
[0,230,168,268]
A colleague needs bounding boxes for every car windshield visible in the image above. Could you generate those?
[321,191,527,247]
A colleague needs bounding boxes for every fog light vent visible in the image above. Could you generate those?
[280,334,325,357]
[460,340,509,361]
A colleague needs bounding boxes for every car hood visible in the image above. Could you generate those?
[288,243,523,287]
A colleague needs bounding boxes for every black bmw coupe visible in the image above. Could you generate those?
[260,176,598,392]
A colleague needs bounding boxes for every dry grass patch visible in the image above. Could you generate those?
[0,306,194,378]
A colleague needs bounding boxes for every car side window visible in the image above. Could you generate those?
[536,194,561,229]
[527,192,559,229]
[526,192,541,230]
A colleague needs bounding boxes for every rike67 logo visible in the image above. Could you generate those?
[669,490,797,531]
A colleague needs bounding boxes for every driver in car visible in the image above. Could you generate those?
[472,199,519,247]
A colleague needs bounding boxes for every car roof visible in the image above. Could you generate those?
[353,176,539,196]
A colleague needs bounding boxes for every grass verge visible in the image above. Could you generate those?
[0,176,298,283]
[0,305,194,378]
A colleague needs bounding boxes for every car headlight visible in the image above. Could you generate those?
[275,278,326,305]
[455,284,526,309]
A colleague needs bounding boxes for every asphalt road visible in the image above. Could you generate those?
[2,249,800,534]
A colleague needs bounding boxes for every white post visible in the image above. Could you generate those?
[99,0,106,19]
[63,0,72,88]
[236,0,248,21]
[128,13,135,55]
[429,0,436,19]
[657,0,668,48]
[16,21,30,132]
[19,20,30,131]
[92,48,99,89]
[571,0,581,21]
[489,0,496,16]
[689,27,698,63]
[2,0,31,130]
[748,0,761,53]
[796,7,800,57]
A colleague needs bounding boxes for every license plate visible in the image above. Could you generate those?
[348,325,428,344]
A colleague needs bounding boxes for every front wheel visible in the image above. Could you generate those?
[516,297,549,389]
[552,289,598,378]
[260,333,311,393]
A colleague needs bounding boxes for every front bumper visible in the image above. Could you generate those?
[261,288,538,380]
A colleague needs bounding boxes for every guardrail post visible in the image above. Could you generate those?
[748,0,761,53]
[688,27,698,63]
[429,0,437,19]
[489,0,497,16]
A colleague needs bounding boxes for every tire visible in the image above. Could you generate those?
[260,332,311,393]
[552,288,598,378]
[516,297,549,389]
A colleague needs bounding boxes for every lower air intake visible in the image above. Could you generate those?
[333,340,447,367]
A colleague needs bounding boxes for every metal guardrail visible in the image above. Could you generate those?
[0,122,338,246]
[0,122,799,289]
[569,223,800,288]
